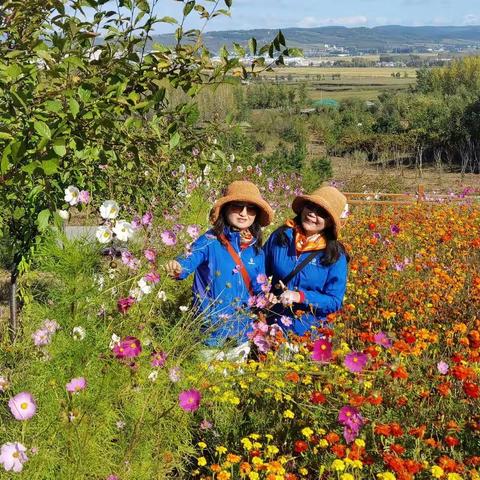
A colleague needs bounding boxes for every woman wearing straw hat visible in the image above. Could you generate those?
[165,180,274,350]
[264,186,349,337]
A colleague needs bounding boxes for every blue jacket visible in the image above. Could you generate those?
[263,227,347,336]
[176,228,265,346]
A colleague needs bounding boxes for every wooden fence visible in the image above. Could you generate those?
[344,184,480,206]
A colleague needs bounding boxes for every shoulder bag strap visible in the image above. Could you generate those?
[275,250,322,293]
[218,234,254,296]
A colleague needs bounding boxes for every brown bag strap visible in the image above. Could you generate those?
[218,234,254,296]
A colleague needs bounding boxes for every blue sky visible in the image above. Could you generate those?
[147,0,480,33]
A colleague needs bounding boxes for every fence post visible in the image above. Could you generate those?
[417,184,425,203]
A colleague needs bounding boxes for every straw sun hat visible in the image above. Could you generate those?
[210,181,274,227]
[292,186,347,238]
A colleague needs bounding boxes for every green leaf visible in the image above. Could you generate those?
[42,158,60,174]
[44,100,63,113]
[21,162,41,175]
[233,43,246,57]
[158,16,178,24]
[225,0,232,6]
[183,1,195,16]
[37,209,51,232]
[34,121,52,140]
[0,131,13,140]
[169,132,180,149]
[248,38,257,56]
[278,30,286,46]
[68,98,80,118]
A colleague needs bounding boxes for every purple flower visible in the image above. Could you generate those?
[32,328,51,346]
[312,339,333,363]
[374,331,392,349]
[142,211,153,227]
[255,295,268,309]
[112,336,142,359]
[390,224,400,235]
[279,316,292,327]
[131,216,142,229]
[338,406,364,430]
[169,366,181,383]
[106,476,120,480]
[144,271,160,284]
[344,351,368,373]
[187,224,200,239]
[0,442,28,472]
[151,351,167,367]
[121,251,139,270]
[144,248,157,263]
[43,319,60,333]
[437,360,449,375]
[78,190,90,205]
[343,424,360,444]
[66,377,87,394]
[178,389,201,412]
[117,296,135,314]
[8,392,37,421]
[161,230,177,246]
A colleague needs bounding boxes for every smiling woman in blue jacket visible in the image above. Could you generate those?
[264,186,349,337]
[165,181,274,347]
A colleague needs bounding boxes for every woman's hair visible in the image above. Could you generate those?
[275,215,350,265]
[212,203,263,252]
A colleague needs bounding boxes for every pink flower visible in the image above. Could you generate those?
[142,211,153,226]
[131,216,142,229]
[279,316,292,327]
[255,295,268,309]
[161,230,177,246]
[374,331,392,348]
[178,389,201,412]
[437,360,449,375]
[151,351,167,367]
[256,273,268,285]
[200,419,212,430]
[78,190,90,204]
[117,296,135,314]
[66,377,87,394]
[32,328,51,346]
[311,339,333,363]
[144,271,160,284]
[338,406,364,428]
[0,442,28,472]
[187,224,200,239]
[112,336,142,358]
[8,392,37,420]
[121,251,139,270]
[144,248,157,263]
[344,351,368,373]
[43,319,60,333]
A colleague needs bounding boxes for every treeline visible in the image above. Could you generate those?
[321,56,480,173]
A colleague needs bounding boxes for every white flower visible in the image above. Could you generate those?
[58,209,70,221]
[229,153,235,162]
[340,203,349,219]
[95,226,113,244]
[0,376,9,392]
[129,287,143,301]
[203,164,211,176]
[148,370,158,382]
[99,200,119,220]
[109,334,121,349]
[0,442,28,472]
[157,290,167,301]
[64,186,80,206]
[137,278,152,295]
[179,305,188,312]
[72,326,86,341]
[112,220,134,242]
[179,164,186,174]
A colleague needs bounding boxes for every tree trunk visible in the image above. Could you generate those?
[9,270,18,341]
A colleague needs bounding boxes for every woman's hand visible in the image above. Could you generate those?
[264,292,279,305]
[164,260,182,278]
[279,290,301,306]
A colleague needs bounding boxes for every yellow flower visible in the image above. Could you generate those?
[283,409,295,419]
[354,438,366,448]
[318,439,329,448]
[446,474,463,480]
[197,442,207,449]
[216,446,227,455]
[248,472,259,480]
[299,467,308,476]
[302,375,312,385]
[331,459,346,472]
[377,473,396,480]
[197,457,207,466]
[265,434,273,440]
[251,457,264,466]
[241,438,253,450]
[249,434,260,440]
[431,466,444,479]
[253,442,262,449]
[352,460,363,469]
[340,474,355,480]
[266,445,279,455]
[301,427,314,438]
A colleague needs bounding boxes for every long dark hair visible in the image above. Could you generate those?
[275,215,350,265]
[212,204,263,252]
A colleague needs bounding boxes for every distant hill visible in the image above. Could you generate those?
[151,25,480,53]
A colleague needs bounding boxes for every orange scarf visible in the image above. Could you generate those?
[285,219,327,253]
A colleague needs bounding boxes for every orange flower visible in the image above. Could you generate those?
[325,432,340,445]
[408,425,426,438]
[374,424,391,436]
[284,371,300,383]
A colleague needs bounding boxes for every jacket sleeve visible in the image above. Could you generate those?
[302,254,348,315]
[175,233,211,280]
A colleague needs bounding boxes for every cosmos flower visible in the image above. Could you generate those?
[64,185,80,206]
[344,351,368,373]
[99,200,119,220]
[112,336,142,359]
[66,377,87,394]
[178,389,201,412]
[8,392,37,421]
[312,339,333,363]
[0,442,28,472]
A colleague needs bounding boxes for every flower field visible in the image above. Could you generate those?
[0,182,479,480]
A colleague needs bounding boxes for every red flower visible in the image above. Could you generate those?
[463,381,479,398]
[294,440,308,454]
[444,435,460,447]
[310,391,326,404]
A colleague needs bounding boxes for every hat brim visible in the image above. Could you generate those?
[292,195,341,238]
[210,195,274,227]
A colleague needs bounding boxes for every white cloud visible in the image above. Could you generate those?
[463,14,480,25]
[297,15,369,28]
